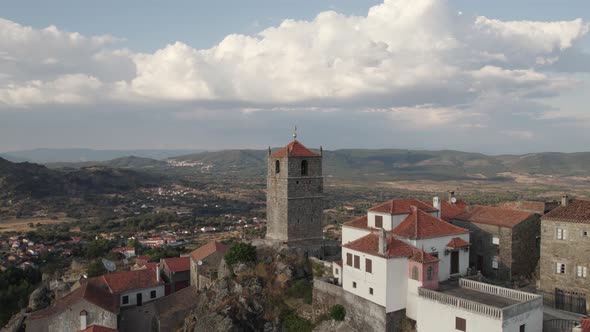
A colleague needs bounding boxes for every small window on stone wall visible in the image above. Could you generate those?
[275,160,280,174]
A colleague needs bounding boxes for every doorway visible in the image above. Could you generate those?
[451,251,459,275]
[136,293,143,306]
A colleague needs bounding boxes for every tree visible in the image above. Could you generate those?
[87,259,107,277]
[224,242,257,265]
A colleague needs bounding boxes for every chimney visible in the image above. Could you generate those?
[156,264,160,282]
[448,191,455,203]
[268,146,271,156]
[80,310,87,330]
[410,205,418,213]
[378,228,387,255]
[432,196,440,211]
[562,194,569,207]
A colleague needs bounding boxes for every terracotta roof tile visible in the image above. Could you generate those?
[101,268,162,293]
[342,216,373,230]
[440,200,468,222]
[343,233,415,259]
[543,200,590,223]
[190,241,229,263]
[29,278,117,320]
[271,140,320,157]
[580,317,590,332]
[392,207,468,240]
[369,198,437,215]
[446,237,471,249]
[409,249,439,264]
[162,256,190,273]
[454,205,535,228]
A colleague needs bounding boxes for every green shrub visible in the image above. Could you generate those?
[329,304,346,321]
[224,242,257,265]
[284,312,312,332]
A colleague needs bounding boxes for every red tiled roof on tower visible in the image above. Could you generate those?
[369,198,437,215]
[409,248,439,264]
[162,256,190,273]
[446,237,471,249]
[79,326,118,332]
[343,233,415,259]
[454,205,535,228]
[271,140,320,157]
[190,241,229,262]
[392,207,468,240]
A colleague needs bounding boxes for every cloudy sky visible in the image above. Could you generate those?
[1,0,589,154]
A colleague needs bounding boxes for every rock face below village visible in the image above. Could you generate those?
[180,246,314,332]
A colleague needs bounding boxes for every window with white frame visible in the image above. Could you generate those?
[492,257,499,269]
[556,262,567,274]
[577,266,587,278]
[557,228,568,240]
[492,236,500,245]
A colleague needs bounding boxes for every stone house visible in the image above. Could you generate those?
[161,256,190,293]
[540,198,590,314]
[189,241,229,290]
[452,205,540,281]
[26,267,164,332]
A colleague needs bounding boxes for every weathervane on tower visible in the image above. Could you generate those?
[293,125,297,140]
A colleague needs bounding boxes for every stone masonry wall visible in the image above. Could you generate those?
[313,278,405,332]
[451,220,513,280]
[540,218,590,312]
[511,215,541,277]
[26,299,117,332]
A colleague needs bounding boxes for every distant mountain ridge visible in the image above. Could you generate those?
[0,157,161,200]
[0,148,202,163]
[169,149,590,180]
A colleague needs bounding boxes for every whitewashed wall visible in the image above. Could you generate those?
[417,296,502,332]
[406,279,421,320]
[385,257,409,313]
[341,226,371,244]
[402,233,470,281]
[342,247,389,308]
[119,285,165,307]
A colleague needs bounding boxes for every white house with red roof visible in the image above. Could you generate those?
[328,198,543,331]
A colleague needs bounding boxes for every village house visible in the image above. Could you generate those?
[111,247,136,259]
[161,256,191,293]
[452,205,541,281]
[540,197,590,314]
[317,197,543,332]
[26,267,164,332]
[189,241,229,290]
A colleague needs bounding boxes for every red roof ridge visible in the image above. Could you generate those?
[190,240,229,263]
[271,140,320,157]
[392,208,468,240]
[446,237,471,249]
[455,205,535,228]
[343,233,415,259]
[369,198,437,215]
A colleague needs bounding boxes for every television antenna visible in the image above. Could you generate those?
[102,258,116,272]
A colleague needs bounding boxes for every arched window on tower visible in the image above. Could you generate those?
[275,160,280,174]
[412,266,419,280]
[301,160,308,176]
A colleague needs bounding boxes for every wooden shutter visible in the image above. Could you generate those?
[346,253,352,266]
[366,258,372,273]
[455,317,466,331]
[354,255,360,269]
[375,215,383,228]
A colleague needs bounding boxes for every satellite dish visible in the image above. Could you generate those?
[197,260,203,266]
[451,197,457,204]
[102,258,116,272]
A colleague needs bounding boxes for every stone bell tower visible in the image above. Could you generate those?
[265,130,324,246]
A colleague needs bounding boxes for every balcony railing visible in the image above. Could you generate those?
[418,287,503,319]
[459,278,539,302]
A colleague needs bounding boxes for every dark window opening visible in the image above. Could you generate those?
[301,160,308,176]
[520,324,525,332]
[455,317,466,331]
[275,160,280,174]
[366,258,372,273]
[346,253,352,266]
[375,215,383,228]
[354,255,360,269]
[122,295,129,304]
[150,290,156,299]
[369,288,373,295]
[352,281,357,288]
